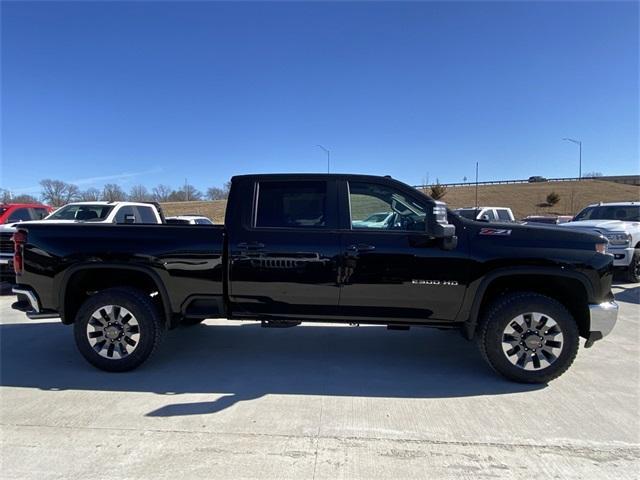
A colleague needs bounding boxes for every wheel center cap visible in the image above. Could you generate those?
[524,333,542,349]
[105,325,120,340]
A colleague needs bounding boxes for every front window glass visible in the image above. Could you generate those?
[574,205,640,222]
[31,208,49,220]
[47,204,113,221]
[349,182,426,231]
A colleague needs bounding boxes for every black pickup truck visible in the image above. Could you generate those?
[12,174,618,383]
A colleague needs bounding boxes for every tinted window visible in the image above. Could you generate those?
[496,209,512,221]
[456,209,480,219]
[574,205,640,222]
[256,181,327,228]
[136,206,157,224]
[166,218,190,225]
[349,182,426,231]
[115,206,136,223]
[8,208,31,222]
[195,218,213,225]
[31,208,49,220]
[48,204,113,221]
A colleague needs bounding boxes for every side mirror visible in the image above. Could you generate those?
[479,214,490,222]
[123,214,136,224]
[426,201,457,250]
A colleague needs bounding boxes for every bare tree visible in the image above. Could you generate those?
[102,183,127,202]
[40,179,79,206]
[152,184,172,202]
[129,184,151,202]
[169,184,202,202]
[0,189,12,203]
[206,185,228,200]
[78,188,101,201]
[13,194,39,203]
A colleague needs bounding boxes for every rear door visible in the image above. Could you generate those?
[227,177,341,318]
[338,179,468,322]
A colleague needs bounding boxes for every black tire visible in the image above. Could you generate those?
[73,288,164,372]
[625,249,640,283]
[477,292,579,383]
[180,318,205,326]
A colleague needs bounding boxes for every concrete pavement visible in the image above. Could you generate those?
[1,282,639,479]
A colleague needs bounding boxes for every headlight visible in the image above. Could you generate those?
[604,233,631,246]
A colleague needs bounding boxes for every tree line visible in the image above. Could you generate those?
[1,179,231,207]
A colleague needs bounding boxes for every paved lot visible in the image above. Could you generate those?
[1,282,639,479]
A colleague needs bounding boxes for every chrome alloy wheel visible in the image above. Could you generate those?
[86,305,140,360]
[501,312,564,371]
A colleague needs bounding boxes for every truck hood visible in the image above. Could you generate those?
[558,219,639,234]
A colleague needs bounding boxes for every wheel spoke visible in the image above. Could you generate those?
[503,311,564,371]
[87,305,139,360]
[532,353,541,369]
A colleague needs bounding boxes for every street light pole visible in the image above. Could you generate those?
[563,138,582,179]
[317,144,330,173]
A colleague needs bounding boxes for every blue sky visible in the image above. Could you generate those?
[2,1,638,195]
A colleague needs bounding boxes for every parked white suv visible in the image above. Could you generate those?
[44,202,163,224]
[455,207,515,222]
[559,202,640,282]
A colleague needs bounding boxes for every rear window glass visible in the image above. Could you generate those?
[496,209,512,221]
[256,181,327,229]
[8,208,31,222]
[136,206,157,224]
[166,218,190,225]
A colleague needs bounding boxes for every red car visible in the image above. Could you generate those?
[0,203,52,224]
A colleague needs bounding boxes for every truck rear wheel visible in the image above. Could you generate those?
[73,288,164,372]
[477,292,579,383]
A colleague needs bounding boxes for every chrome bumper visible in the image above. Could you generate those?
[12,287,59,320]
[585,301,619,347]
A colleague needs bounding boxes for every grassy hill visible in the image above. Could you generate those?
[162,179,639,223]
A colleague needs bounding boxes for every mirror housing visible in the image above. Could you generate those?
[123,214,136,224]
[427,201,457,248]
[479,214,490,222]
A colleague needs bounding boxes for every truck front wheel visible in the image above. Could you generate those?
[73,288,164,372]
[477,292,579,383]
[626,249,640,283]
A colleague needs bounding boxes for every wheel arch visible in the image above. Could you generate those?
[58,264,173,328]
[461,267,593,341]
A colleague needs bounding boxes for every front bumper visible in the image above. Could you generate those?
[584,300,619,347]
[12,286,59,320]
[607,246,635,267]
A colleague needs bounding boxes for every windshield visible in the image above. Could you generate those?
[456,209,480,220]
[47,204,114,221]
[574,205,640,222]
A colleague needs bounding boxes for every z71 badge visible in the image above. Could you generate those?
[479,228,512,236]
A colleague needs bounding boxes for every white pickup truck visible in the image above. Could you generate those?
[560,202,640,282]
[43,201,164,224]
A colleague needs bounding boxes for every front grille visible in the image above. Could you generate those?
[0,232,14,254]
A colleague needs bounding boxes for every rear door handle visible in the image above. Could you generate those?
[347,243,376,252]
[237,242,265,250]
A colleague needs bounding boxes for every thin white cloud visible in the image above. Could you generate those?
[7,167,164,194]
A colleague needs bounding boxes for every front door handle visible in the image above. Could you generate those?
[347,243,376,252]
[237,242,266,250]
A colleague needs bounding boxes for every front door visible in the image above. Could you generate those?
[338,180,467,322]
